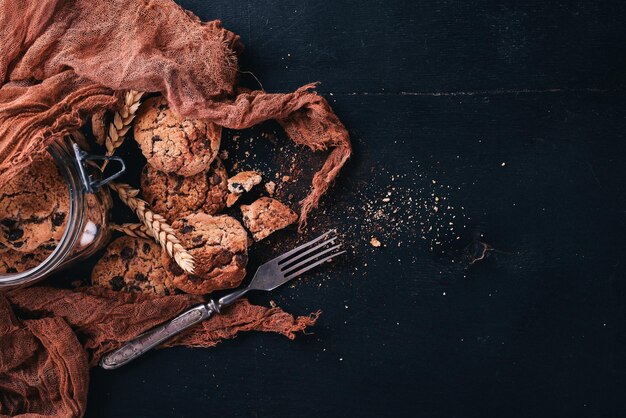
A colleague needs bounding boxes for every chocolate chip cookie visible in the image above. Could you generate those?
[240,197,298,241]
[163,213,248,295]
[0,155,69,252]
[140,158,228,223]
[91,236,176,296]
[0,246,51,274]
[134,96,221,177]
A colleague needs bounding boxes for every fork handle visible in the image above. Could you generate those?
[100,302,217,370]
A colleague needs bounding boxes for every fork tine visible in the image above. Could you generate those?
[279,236,338,267]
[284,250,347,280]
[282,244,343,275]
[274,230,336,264]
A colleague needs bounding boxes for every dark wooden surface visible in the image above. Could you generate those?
[85,1,626,417]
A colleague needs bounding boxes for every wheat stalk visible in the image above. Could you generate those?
[101,90,144,170]
[110,223,152,240]
[108,182,195,273]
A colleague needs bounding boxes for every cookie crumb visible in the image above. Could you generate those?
[265,181,276,196]
[370,237,381,247]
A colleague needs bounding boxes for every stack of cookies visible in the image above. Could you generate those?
[91,96,298,295]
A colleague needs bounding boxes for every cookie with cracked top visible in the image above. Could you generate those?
[134,96,221,177]
[91,236,176,296]
[163,213,248,295]
[140,158,228,223]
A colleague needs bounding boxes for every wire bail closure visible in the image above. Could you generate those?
[72,143,126,193]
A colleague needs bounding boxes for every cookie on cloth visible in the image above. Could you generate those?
[134,96,221,177]
[163,213,248,295]
[0,155,69,253]
[140,158,228,223]
[91,236,176,296]
[241,197,298,241]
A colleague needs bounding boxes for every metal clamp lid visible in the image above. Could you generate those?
[72,143,126,193]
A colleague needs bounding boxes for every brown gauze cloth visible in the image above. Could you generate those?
[0,287,319,417]
[0,0,347,416]
[0,0,351,225]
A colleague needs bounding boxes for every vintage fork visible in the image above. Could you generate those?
[100,230,345,370]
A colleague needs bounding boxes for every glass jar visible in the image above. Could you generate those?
[0,137,125,289]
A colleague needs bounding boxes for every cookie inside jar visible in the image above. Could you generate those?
[0,155,69,273]
[0,152,109,275]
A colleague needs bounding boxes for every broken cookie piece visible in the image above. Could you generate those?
[228,171,262,194]
[91,236,176,296]
[164,213,248,295]
[240,197,298,241]
[226,171,262,207]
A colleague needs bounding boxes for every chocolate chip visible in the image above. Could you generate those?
[0,219,15,228]
[192,235,203,244]
[231,183,244,193]
[181,225,194,234]
[215,250,233,265]
[152,135,161,142]
[11,241,23,248]
[142,242,151,254]
[135,273,148,282]
[234,253,248,267]
[109,276,125,291]
[174,175,184,191]
[120,246,135,260]
[7,228,23,242]
[164,288,170,296]
[168,260,184,276]
[52,212,66,227]
[129,285,142,292]
[6,267,17,273]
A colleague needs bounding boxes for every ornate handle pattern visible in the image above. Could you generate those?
[100,303,213,369]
